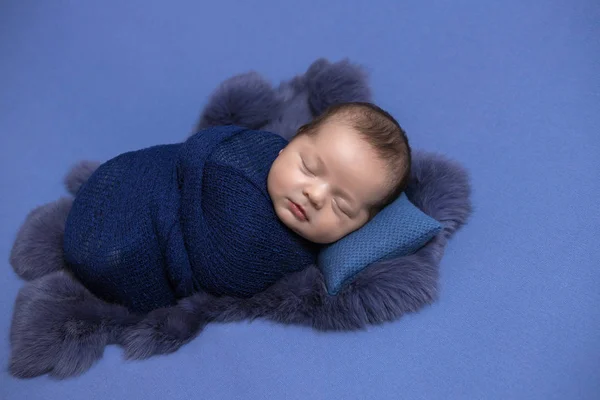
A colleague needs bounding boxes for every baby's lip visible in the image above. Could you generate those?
[290,200,308,221]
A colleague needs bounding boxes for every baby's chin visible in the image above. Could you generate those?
[271,201,343,244]
[273,206,319,243]
[303,226,354,245]
[285,220,339,245]
[274,206,310,239]
[294,229,333,245]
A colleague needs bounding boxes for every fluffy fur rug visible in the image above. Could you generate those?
[7,59,472,379]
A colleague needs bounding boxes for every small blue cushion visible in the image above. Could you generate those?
[318,193,442,295]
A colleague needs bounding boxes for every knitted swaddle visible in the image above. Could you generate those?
[63,126,318,313]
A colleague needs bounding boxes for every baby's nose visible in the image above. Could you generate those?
[305,183,327,209]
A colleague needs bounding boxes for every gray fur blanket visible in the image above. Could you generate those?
[8,58,472,379]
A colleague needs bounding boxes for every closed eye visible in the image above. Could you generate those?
[301,159,314,176]
[333,199,351,217]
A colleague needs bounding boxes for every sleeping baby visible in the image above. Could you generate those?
[62,102,411,313]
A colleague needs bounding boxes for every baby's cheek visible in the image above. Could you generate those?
[311,214,342,243]
[287,172,303,189]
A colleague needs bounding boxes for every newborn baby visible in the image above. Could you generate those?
[62,102,411,313]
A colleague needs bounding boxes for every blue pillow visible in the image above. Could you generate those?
[317,193,442,295]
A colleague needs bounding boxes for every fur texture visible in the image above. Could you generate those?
[7,58,472,379]
[9,270,134,379]
[10,197,73,281]
[64,160,102,196]
[304,58,372,116]
[196,58,372,141]
[196,71,281,131]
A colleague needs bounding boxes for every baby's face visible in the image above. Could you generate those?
[267,121,389,244]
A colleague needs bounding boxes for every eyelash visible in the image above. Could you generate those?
[301,159,315,176]
[333,199,350,217]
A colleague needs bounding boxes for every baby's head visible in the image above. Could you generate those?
[267,102,411,244]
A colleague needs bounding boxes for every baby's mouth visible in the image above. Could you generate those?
[289,200,308,221]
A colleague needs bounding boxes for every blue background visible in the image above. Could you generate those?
[1,1,599,399]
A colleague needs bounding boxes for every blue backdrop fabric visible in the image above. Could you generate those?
[1,1,598,399]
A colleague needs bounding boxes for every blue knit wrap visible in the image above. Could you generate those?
[63,126,318,313]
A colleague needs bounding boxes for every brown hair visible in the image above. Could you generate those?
[296,102,411,214]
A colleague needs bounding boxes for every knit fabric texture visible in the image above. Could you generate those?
[63,126,318,313]
[318,193,442,295]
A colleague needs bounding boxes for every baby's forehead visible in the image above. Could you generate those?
[312,137,388,196]
[312,127,381,161]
